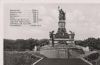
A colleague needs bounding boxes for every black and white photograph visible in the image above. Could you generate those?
[3,2,100,65]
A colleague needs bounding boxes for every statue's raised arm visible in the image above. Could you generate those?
[58,6,66,20]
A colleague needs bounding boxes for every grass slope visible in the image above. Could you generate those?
[4,51,41,65]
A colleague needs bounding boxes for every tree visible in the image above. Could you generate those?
[75,37,100,50]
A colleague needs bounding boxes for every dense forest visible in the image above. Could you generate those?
[4,37,100,51]
[4,38,49,51]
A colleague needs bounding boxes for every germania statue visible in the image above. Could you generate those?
[58,6,66,20]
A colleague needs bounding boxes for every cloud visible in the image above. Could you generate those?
[4,4,100,40]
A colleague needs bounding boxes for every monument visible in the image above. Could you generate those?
[48,6,76,58]
[40,6,99,64]
[49,6,75,47]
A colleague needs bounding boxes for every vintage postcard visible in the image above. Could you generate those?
[3,1,100,65]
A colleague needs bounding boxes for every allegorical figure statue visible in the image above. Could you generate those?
[49,31,54,39]
[49,31,54,47]
[58,6,66,20]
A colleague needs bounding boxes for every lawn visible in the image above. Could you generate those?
[96,50,100,65]
[4,51,41,65]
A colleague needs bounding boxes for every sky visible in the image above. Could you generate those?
[4,3,100,40]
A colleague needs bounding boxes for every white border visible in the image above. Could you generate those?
[1,0,100,65]
[1,0,100,3]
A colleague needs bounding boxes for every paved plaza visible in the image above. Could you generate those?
[35,58,90,65]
